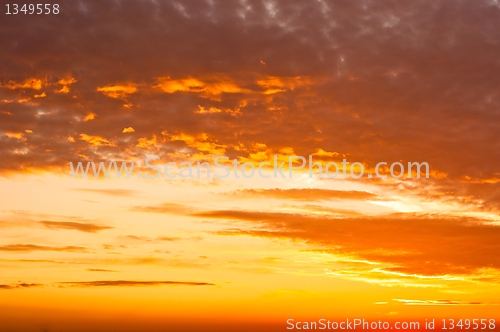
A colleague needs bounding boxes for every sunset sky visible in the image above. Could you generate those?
[1,0,500,331]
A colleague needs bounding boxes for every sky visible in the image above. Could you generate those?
[1,0,500,331]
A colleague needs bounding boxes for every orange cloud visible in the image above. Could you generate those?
[57,78,77,85]
[228,188,376,201]
[0,283,44,290]
[79,133,113,146]
[57,85,70,93]
[0,78,43,90]
[57,280,215,287]
[169,132,227,155]
[0,244,87,252]
[83,113,96,121]
[154,76,249,96]
[97,84,137,98]
[393,299,486,306]
[136,134,159,149]
[257,76,313,94]
[73,188,137,196]
[39,221,112,233]
[5,132,24,140]
[196,105,223,114]
[154,77,205,93]
[194,209,500,279]
[131,202,194,215]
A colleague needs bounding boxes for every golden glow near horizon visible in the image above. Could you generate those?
[1,1,500,331]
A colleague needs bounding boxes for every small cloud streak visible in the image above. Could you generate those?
[157,236,183,241]
[58,280,215,287]
[393,299,488,306]
[228,188,376,201]
[74,189,138,197]
[86,269,119,273]
[0,244,87,252]
[120,235,152,242]
[0,283,44,290]
[118,235,198,242]
[39,221,112,233]
[131,202,194,215]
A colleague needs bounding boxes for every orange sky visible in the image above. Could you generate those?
[1,0,500,331]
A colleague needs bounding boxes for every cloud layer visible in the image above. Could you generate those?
[1,0,499,209]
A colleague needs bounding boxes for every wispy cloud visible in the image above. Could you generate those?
[227,188,376,201]
[194,209,500,279]
[0,259,63,264]
[119,235,153,242]
[0,244,87,252]
[157,236,184,241]
[131,203,194,215]
[86,269,119,273]
[73,189,138,197]
[393,299,489,306]
[119,235,201,243]
[39,221,112,233]
[58,280,215,287]
[0,283,44,290]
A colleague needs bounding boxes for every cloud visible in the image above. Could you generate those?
[118,235,198,243]
[193,209,500,278]
[0,78,43,90]
[57,280,215,287]
[122,127,135,133]
[0,259,61,264]
[97,84,137,98]
[39,221,112,233]
[86,269,119,273]
[119,235,152,242]
[257,76,313,94]
[79,133,114,147]
[154,76,250,96]
[83,112,96,122]
[73,188,138,197]
[57,78,77,86]
[1,0,500,211]
[0,244,87,252]
[1,280,214,289]
[0,220,32,229]
[97,256,166,266]
[393,299,488,306]
[131,203,194,215]
[157,236,184,242]
[228,188,376,201]
[281,204,365,216]
[0,283,44,290]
